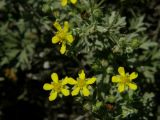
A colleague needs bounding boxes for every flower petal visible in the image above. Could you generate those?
[53,21,62,31]
[49,91,57,101]
[61,0,67,6]
[43,83,53,90]
[118,67,125,76]
[51,73,59,83]
[118,83,125,93]
[64,21,69,32]
[82,87,90,96]
[66,77,77,85]
[128,83,137,90]
[60,43,66,54]
[112,75,121,82]
[78,70,85,80]
[62,77,69,85]
[52,36,60,44]
[61,89,70,96]
[70,0,77,4]
[86,77,96,85]
[129,72,138,80]
[66,34,73,44]
[71,87,80,96]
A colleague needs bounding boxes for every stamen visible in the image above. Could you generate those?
[52,82,62,92]
[77,79,86,88]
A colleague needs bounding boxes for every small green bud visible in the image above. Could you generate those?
[112,45,121,53]
[95,101,103,109]
[125,46,133,53]
[93,8,102,18]
[42,4,50,13]
[101,60,108,66]
[119,37,126,45]
[106,66,114,74]
[131,38,140,48]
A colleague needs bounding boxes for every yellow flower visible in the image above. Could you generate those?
[52,21,74,54]
[112,67,138,93]
[61,0,77,6]
[68,70,96,96]
[43,73,70,101]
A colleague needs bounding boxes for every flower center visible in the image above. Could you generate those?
[52,82,62,92]
[57,30,67,41]
[77,79,86,88]
[121,76,129,84]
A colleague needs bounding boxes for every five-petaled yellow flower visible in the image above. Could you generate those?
[112,67,138,93]
[43,73,70,101]
[52,21,74,54]
[61,0,77,6]
[68,70,96,96]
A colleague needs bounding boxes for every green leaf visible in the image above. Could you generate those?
[140,41,157,50]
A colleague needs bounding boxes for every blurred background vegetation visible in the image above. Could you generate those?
[0,0,160,120]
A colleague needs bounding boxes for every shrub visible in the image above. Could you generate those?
[0,0,160,119]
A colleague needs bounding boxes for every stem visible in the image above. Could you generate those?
[89,0,95,22]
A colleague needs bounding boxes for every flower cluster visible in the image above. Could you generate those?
[44,1,139,102]
[51,0,78,54]
[43,70,96,101]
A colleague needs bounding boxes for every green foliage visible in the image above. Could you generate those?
[0,0,160,119]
